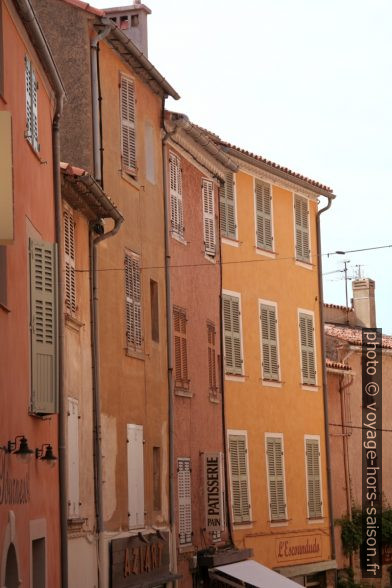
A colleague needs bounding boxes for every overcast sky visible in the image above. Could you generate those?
[94,0,392,332]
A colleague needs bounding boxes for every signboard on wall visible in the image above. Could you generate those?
[203,452,224,532]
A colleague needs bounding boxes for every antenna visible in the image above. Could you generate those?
[354,264,363,279]
[342,260,350,308]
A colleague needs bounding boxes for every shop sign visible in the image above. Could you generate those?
[0,452,30,505]
[204,452,224,532]
[276,535,322,563]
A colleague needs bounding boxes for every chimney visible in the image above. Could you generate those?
[352,278,376,328]
[105,2,151,56]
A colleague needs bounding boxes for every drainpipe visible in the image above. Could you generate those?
[316,194,337,570]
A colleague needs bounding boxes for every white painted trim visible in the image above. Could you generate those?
[261,380,282,388]
[295,260,314,271]
[293,193,312,264]
[225,374,245,383]
[259,299,281,383]
[222,236,240,248]
[227,429,252,526]
[265,432,288,523]
[304,435,324,521]
[253,176,275,253]
[222,289,245,376]
[255,247,276,259]
[297,308,318,387]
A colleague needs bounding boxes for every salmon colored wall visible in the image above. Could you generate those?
[0,2,60,586]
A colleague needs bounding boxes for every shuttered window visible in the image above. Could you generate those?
[125,252,142,350]
[67,397,80,519]
[305,438,322,519]
[295,195,310,262]
[260,303,279,381]
[169,152,184,237]
[64,207,76,315]
[202,179,215,255]
[178,458,192,545]
[127,424,145,529]
[299,312,316,385]
[173,307,189,390]
[228,434,250,524]
[222,294,243,375]
[25,55,39,152]
[255,180,273,250]
[30,238,58,414]
[207,322,217,393]
[120,75,136,175]
[220,172,236,239]
[266,436,287,521]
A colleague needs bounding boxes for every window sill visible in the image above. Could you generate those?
[65,313,85,332]
[125,347,146,361]
[25,136,42,161]
[209,390,220,403]
[302,384,319,392]
[233,521,253,529]
[0,302,10,313]
[67,517,86,531]
[174,388,193,398]
[295,259,314,270]
[222,236,239,247]
[171,232,187,245]
[270,519,289,527]
[121,170,139,188]
[204,252,216,264]
[255,246,276,259]
[261,379,282,388]
[225,373,245,382]
[307,517,324,524]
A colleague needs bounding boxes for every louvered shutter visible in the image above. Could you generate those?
[222,294,242,374]
[255,180,272,250]
[178,458,192,544]
[229,435,250,524]
[207,323,217,391]
[25,56,32,142]
[295,196,310,262]
[127,424,145,529]
[202,179,215,255]
[173,308,189,389]
[306,439,322,518]
[125,252,142,349]
[266,437,287,521]
[31,68,39,151]
[169,153,184,237]
[120,76,136,174]
[299,313,316,385]
[220,172,236,239]
[30,238,58,414]
[64,208,76,314]
[260,304,279,380]
[67,397,80,519]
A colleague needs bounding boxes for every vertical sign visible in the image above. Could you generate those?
[204,452,224,532]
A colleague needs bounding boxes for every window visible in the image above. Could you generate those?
[64,207,76,315]
[207,322,218,394]
[222,293,243,375]
[67,398,79,519]
[173,307,189,391]
[0,246,7,307]
[120,75,136,175]
[295,195,310,262]
[150,279,159,343]
[30,238,58,415]
[305,437,323,519]
[202,179,215,256]
[125,251,142,350]
[169,152,184,238]
[32,538,45,588]
[220,172,236,239]
[153,447,161,511]
[127,424,144,529]
[25,55,39,152]
[299,312,316,385]
[260,302,279,381]
[228,433,251,524]
[255,180,273,251]
[178,457,192,545]
[265,435,287,521]
[145,122,155,183]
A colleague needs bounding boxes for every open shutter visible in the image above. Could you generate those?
[30,238,58,414]
[25,56,32,142]
[260,304,279,380]
[207,323,217,392]
[255,180,272,250]
[299,313,316,385]
[120,76,136,174]
[127,424,144,529]
[306,439,322,518]
[222,294,242,375]
[266,437,286,521]
[202,179,215,255]
[295,196,310,262]
[125,252,142,349]
[229,435,250,524]
[220,172,236,239]
[31,68,39,151]
[67,397,80,519]
[64,207,76,314]
[169,152,184,237]
[178,458,192,545]
[173,308,188,389]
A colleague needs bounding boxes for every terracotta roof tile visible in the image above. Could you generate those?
[326,358,352,371]
[324,303,353,312]
[325,324,392,349]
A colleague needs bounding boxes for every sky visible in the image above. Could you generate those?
[94,0,392,332]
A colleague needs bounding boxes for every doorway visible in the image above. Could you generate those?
[5,543,19,588]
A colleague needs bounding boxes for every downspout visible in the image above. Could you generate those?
[316,194,337,569]
[339,371,354,569]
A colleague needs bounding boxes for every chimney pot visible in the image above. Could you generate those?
[352,278,376,328]
[104,3,151,56]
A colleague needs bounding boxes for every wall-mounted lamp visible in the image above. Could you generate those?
[35,444,57,467]
[6,436,34,462]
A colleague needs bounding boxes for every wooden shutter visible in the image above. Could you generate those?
[178,458,192,544]
[260,304,279,380]
[220,172,236,239]
[229,435,250,524]
[255,180,272,250]
[120,75,136,174]
[222,294,242,374]
[295,195,310,262]
[299,312,316,385]
[127,424,144,529]
[31,68,39,151]
[169,152,184,237]
[64,207,76,314]
[305,438,322,518]
[67,397,80,519]
[202,179,215,255]
[30,238,58,414]
[173,307,188,389]
[25,56,32,143]
[266,436,287,521]
[207,322,217,392]
[125,252,142,349]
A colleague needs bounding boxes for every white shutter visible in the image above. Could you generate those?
[229,435,251,524]
[64,207,76,314]
[31,68,39,152]
[120,76,136,174]
[169,152,184,237]
[67,397,80,519]
[266,436,287,521]
[125,252,142,349]
[127,424,144,529]
[299,312,316,385]
[305,438,322,519]
[295,195,310,262]
[255,180,272,250]
[178,458,192,545]
[222,294,242,375]
[25,56,32,141]
[260,304,279,381]
[202,179,215,255]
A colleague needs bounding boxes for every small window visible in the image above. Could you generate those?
[0,246,7,307]
[119,15,129,29]
[25,55,39,152]
[178,457,192,545]
[153,446,161,511]
[125,251,142,350]
[173,306,189,391]
[150,279,159,343]
[131,14,139,27]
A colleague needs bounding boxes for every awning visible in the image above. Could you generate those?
[210,560,300,587]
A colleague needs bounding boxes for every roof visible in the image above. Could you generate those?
[61,0,104,16]
[325,323,392,350]
[212,560,300,588]
[326,358,352,372]
[324,303,353,312]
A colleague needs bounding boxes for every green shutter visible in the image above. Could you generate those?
[306,439,322,518]
[220,172,236,239]
[255,180,272,250]
[229,435,250,523]
[295,195,310,262]
[266,437,286,521]
[222,294,242,374]
[30,238,58,414]
[299,313,316,385]
[260,304,279,380]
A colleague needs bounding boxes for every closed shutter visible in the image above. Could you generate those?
[266,436,287,521]
[173,307,189,390]
[178,458,192,545]
[30,238,58,414]
[222,294,242,374]
[67,397,80,519]
[207,322,217,392]
[120,75,136,174]
[202,179,215,255]
[295,195,310,262]
[255,180,272,250]
[229,435,250,524]
[125,252,142,349]
[127,424,145,529]
[260,304,279,380]
[220,172,236,239]
[31,68,39,152]
[299,312,316,385]
[64,207,76,314]
[305,438,322,518]
[169,152,184,237]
